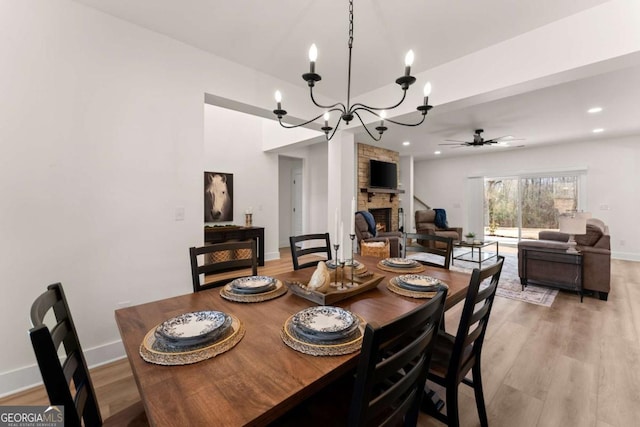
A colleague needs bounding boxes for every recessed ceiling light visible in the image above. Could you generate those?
[587,107,603,114]
[592,128,604,133]
[434,151,441,155]
[402,141,410,146]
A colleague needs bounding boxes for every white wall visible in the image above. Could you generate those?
[203,105,280,261]
[278,144,330,238]
[414,135,640,260]
[0,0,315,396]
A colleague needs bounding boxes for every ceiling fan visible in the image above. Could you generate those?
[439,129,525,147]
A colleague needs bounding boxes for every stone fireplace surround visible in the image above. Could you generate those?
[357,143,401,232]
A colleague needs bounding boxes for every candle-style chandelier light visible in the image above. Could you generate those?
[273,0,433,142]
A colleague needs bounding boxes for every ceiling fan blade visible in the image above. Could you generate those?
[444,139,470,143]
[488,136,526,143]
[439,143,467,146]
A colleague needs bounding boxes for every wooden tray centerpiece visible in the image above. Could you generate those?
[287,269,384,305]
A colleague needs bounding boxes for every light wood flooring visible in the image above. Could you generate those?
[4,249,639,427]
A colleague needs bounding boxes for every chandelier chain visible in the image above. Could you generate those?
[348,0,354,49]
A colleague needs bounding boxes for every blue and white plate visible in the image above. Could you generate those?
[291,306,359,341]
[229,276,276,294]
[382,258,419,268]
[396,274,444,292]
[155,311,232,347]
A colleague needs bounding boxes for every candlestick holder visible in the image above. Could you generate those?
[349,234,356,287]
[333,243,340,272]
[339,260,346,290]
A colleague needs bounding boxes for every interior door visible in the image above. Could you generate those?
[292,168,303,236]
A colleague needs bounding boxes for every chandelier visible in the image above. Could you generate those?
[273,0,432,142]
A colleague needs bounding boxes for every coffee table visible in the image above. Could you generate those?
[452,240,499,268]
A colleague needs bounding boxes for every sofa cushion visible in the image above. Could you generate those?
[575,224,603,246]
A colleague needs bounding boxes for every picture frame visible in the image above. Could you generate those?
[204,171,234,222]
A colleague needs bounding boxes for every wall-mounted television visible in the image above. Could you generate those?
[369,159,397,189]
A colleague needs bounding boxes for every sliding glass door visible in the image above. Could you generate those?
[484,173,582,241]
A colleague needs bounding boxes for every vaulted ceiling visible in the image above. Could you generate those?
[73,0,640,159]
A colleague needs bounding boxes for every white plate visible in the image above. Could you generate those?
[291,306,357,337]
[156,311,229,343]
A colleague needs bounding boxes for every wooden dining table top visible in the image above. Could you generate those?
[114,255,471,427]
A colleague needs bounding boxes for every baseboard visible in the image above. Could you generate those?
[265,251,281,261]
[0,340,126,399]
[612,251,640,262]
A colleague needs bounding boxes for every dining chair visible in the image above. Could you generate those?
[421,256,505,427]
[29,282,147,427]
[403,232,454,270]
[189,240,258,292]
[289,233,332,270]
[274,286,448,427]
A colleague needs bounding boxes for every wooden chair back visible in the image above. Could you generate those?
[189,240,257,292]
[289,233,332,270]
[349,286,448,426]
[29,283,104,427]
[403,232,453,269]
[424,256,504,427]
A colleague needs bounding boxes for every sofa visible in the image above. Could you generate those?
[354,212,402,257]
[415,209,462,249]
[517,218,611,300]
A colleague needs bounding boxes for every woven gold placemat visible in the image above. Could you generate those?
[220,279,287,303]
[140,315,245,366]
[376,261,426,274]
[386,277,448,299]
[280,315,364,357]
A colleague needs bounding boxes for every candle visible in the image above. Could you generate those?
[350,197,356,235]
[339,221,344,261]
[334,208,339,244]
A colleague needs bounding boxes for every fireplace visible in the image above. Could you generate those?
[369,208,392,233]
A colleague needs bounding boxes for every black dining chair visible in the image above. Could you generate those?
[289,233,332,270]
[29,282,147,427]
[403,232,454,270]
[274,286,448,427]
[189,240,258,292]
[421,256,504,427]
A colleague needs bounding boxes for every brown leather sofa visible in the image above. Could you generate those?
[414,209,462,248]
[354,212,402,257]
[518,218,611,300]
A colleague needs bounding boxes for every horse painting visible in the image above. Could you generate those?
[204,172,233,222]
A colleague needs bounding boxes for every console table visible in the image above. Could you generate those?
[520,247,583,302]
[204,226,265,266]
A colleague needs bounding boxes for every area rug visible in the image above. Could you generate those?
[407,250,558,307]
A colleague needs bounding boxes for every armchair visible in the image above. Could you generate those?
[415,209,462,249]
[354,212,402,257]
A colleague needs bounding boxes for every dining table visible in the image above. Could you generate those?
[115,255,472,426]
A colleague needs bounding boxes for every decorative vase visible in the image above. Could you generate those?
[466,237,474,244]
[245,213,253,227]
